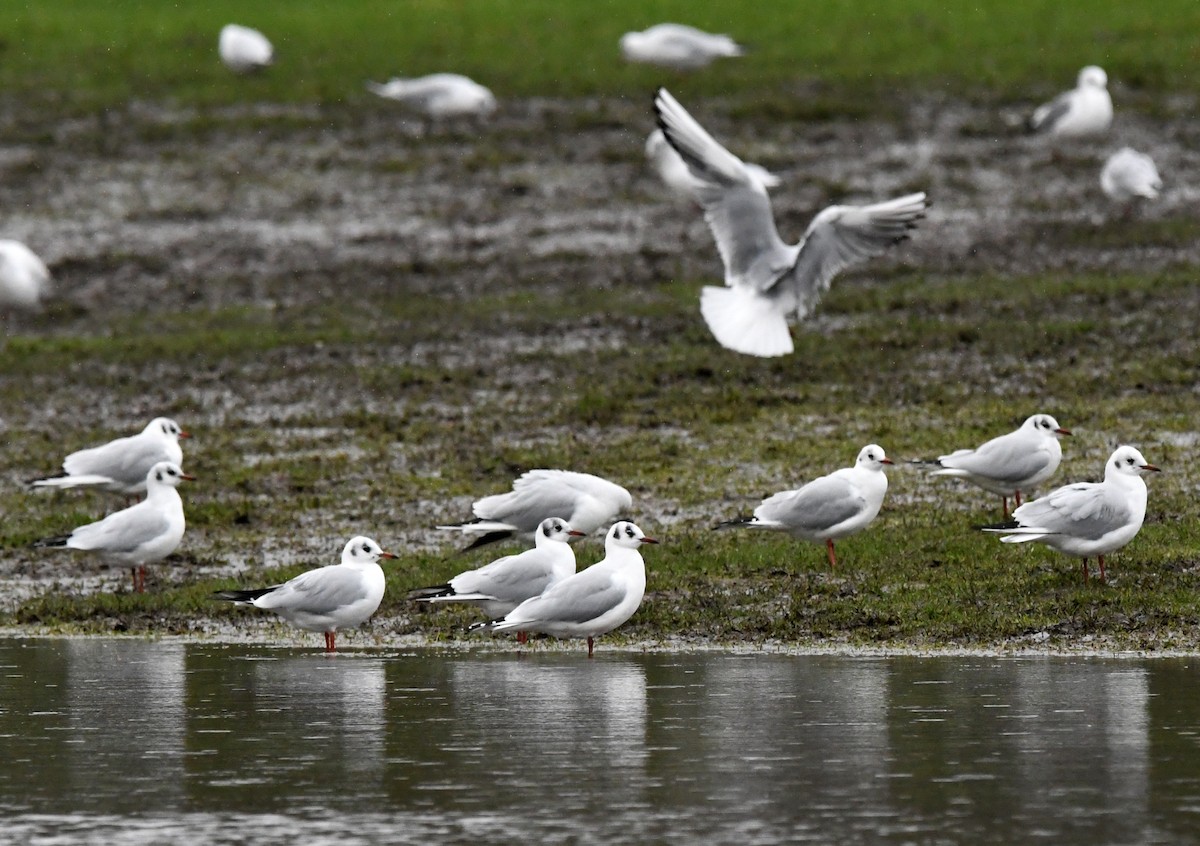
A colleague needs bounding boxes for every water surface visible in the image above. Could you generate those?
[2,639,1200,844]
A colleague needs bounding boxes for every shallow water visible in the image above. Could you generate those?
[2,639,1199,844]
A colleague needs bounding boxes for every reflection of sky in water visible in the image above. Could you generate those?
[2,643,1199,844]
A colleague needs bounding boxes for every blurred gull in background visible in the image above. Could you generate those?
[219,24,274,74]
[620,23,743,70]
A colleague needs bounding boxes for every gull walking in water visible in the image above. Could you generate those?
[472,521,657,657]
[0,240,52,312]
[218,24,274,73]
[982,445,1159,582]
[214,537,397,652]
[924,414,1071,517]
[367,74,496,119]
[29,417,191,498]
[1028,65,1112,138]
[409,517,583,642]
[716,445,892,569]
[1101,148,1162,202]
[437,469,632,551]
[620,24,743,70]
[646,128,780,200]
[33,461,193,593]
[653,88,928,357]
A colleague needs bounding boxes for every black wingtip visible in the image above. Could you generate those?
[713,517,754,531]
[212,586,275,602]
[31,534,71,549]
[976,520,1021,532]
[407,584,453,601]
[460,530,514,553]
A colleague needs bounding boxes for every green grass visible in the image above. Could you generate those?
[1,1,1198,113]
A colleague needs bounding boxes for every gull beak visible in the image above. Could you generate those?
[180,473,197,481]
[179,430,193,439]
[1141,463,1161,473]
[379,551,398,559]
[567,530,587,537]
[880,458,894,465]
[640,537,660,545]
[1056,428,1072,436]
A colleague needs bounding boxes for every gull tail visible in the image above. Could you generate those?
[700,286,793,357]
[32,534,71,549]
[213,587,276,603]
[467,619,499,635]
[979,520,1049,542]
[713,516,755,530]
[407,584,453,601]
[28,473,116,491]
[435,520,517,552]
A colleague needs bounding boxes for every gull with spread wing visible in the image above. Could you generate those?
[653,87,928,357]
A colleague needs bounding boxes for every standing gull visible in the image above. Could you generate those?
[409,517,583,642]
[0,239,52,311]
[1101,148,1162,202]
[218,24,274,74]
[620,24,743,70]
[437,469,632,550]
[982,445,1159,582]
[29,417,191,498]
[716,445,892,569]
[1028,65,1112,138]
[924,414,1071,517]
[214,536,397,652]
[653,88,928,357]
[472,521,658,657]
[33,461,193,593]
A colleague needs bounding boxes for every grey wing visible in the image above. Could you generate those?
[653,88,795,291]
[756,475,865,534]
[474,479,578,532]
[455,550,552,602]
[506,568,622,627]
[63,435,158,484]
[788,193,927,301]
[1031,92,1073,131]
[257,566,366,613]
[70,505,169,552]
[1015,484,1129,540]
[949,435,1049,484]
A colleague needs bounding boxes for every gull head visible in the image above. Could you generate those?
[149,417,192,441]
[606,520,659,550]
[341,536,397,565]
[1078,65,1108,90]
[1106,446,1160,479]
[537,517,587,544]
[856,445,894,472]
[147,461,195,488]
[1024,414,1071,438]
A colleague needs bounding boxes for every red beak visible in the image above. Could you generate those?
[1141,464,1161,473]
[640,537,660,545]
[1056,428,1072,436]
[179,430,193,439]
[379,551,398,559]
[180,473,197,481]
[880,458,894,465]
[568,530,587,537]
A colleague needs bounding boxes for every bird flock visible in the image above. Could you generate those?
[5,20,1176,655]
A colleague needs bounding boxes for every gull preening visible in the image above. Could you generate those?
[436,469,632,550]
[646,128,780,200]
[29,417,191,497]
[1028,65,1112,138]
[218,24,274,74]
[366,74,497,119]
[1101,148,1163,201]
[33,461,193,593]
[653,88,928,357]
[982,446,1159,582]
[0,239,52,311]
[472,521,658,657]
[716,445,892,569]
[214,536,397,652]
[925,414,1071,517]
[620,23,743,70]
[409,517,584,640]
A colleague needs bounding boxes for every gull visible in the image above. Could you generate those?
[1101,148,1162,202]
[716,445,892,569]
[214,536,397,652]
[437,469,632,551]
[924,414,1071,517]
[646,128,780,200]
[409,517,584,642]
[653,88,928,357]
[1029,65,1112,138]
[0,239,52,311]
[366,74,496,119]
[218,24,274,74]
[33,461,193,593]
[29,417,191,497]
[620,23,743,70]
[982,445,1159,582]
[472,521,658,657]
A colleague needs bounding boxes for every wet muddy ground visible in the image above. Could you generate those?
[2,88,1199,641]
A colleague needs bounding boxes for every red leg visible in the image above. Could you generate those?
[324,631,337,653]
[517,630,528,645]
[1098,555,1107,582]
[587,636,595,658]
[1014,491,1023,508]
[1002,496,1009,519]
[1081,559,1089,583]
[825,538,837,570]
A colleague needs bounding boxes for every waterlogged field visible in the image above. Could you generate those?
[1,2,1199,651]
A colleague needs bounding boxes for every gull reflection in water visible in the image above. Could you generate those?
[65,640,186,808]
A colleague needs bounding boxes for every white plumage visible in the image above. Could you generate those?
[1029,65,1112,138]
[218,24,274,74]
[653,88,927,357]
[1101,148,1162,201]
[366,74,496,118]
[29,417,191,497]
[620,23,743,70]
[645,128,780,200]
[0,239,52,311]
